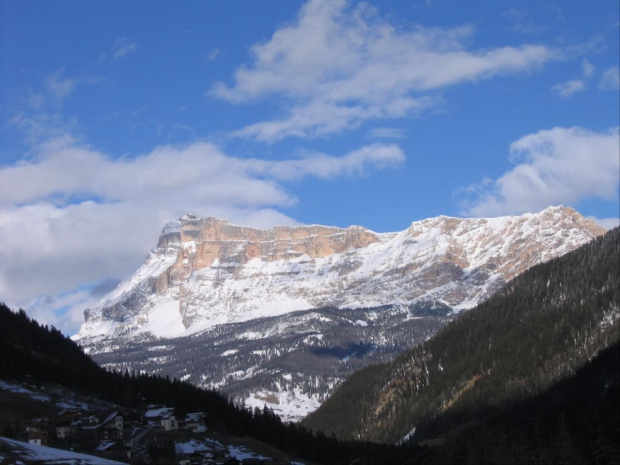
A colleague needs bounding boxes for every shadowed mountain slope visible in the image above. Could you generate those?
[303,228,619,447]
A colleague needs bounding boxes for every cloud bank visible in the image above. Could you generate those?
[211,0,559,141]
[460,126,620,219]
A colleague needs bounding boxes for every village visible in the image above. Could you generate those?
[17,404,290,464]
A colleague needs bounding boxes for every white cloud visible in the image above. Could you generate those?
[503,9,547,35]
[551,58,604,98]
[249,144,405,181]
[210,0,559,141]
[552,79,586,97]
[111,37,138,61]
[581,58,595,78]
[0,136,404,333]
[28,70,103,109]
[45,71,79,103]
[232,96,436,142]
[12,71,105,144]
[25,289,98,336]
[10,111,78,145]
[368,127,407,139]
[460,126,620,217]
[206,48,221,61]
[599,66,620,90]
[100,37,138,63]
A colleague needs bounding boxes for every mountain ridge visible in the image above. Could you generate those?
[76,206,604,342]
[73,206,605,421]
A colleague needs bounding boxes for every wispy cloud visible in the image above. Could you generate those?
[111,37,138,61]
[210,0,559,142]
[206,48,221,61]
[11,71,103,144]
[99,37,138,63]
[368,127,407,139]
[552,79,586,97]
[551,58,598,98]
[581,58,595,78]
[503,9,547,35]
[30,70,103,108]
[600,66,620,89]
[552,58,618,97]
[502,5,565,35]
[45,71,80,103]
[459,126,620,217]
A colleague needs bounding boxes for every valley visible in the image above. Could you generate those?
[1,224,617,464]
[75,206,605,419]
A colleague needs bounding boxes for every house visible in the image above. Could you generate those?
[27,430,49,446]
[101,411,124,439]
[96,439,132,461]
[183,412,206,432]
[26,418,50,446]
[55,410,80,439]
[79,414,101,427]
[160,411,178,431]
[79,411,124,441]
[144,405,177,430]
[55,419,78,440]
[25,417,49,433]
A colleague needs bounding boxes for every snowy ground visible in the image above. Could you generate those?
[0,379,117,412]
[174,436,300,463]
[0,380,51,403]
[0,437,127,464]
[244,388,322,422]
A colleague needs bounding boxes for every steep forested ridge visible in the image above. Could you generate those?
[304,228,620,449]
[417,341,620,464]
[0,302,410,464]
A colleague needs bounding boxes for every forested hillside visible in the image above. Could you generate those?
[417,341,620,464]
[304,228,620,450]
[0,302,409,464]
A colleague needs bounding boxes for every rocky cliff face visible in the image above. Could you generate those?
[77,206,605,342]
[74,206,605,421]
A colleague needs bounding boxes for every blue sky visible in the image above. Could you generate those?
[1,0,618,334]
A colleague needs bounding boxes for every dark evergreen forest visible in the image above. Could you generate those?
[304,228,620,462]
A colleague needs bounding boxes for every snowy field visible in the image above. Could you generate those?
[0,437,128,464]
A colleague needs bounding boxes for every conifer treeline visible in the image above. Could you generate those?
[0,302,409,464]
[304,228,620,450]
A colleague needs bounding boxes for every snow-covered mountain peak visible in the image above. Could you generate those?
[76,207,605,342]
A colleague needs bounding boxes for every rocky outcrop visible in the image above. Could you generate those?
[76,206,605,341]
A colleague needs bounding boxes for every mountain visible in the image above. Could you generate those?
[302,227,620,449]
[0,302,410,464]
[2,297,617,464]
[77,206,603,339]
[74,206,605,419]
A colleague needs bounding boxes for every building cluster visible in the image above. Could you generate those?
[24,405,206,461]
